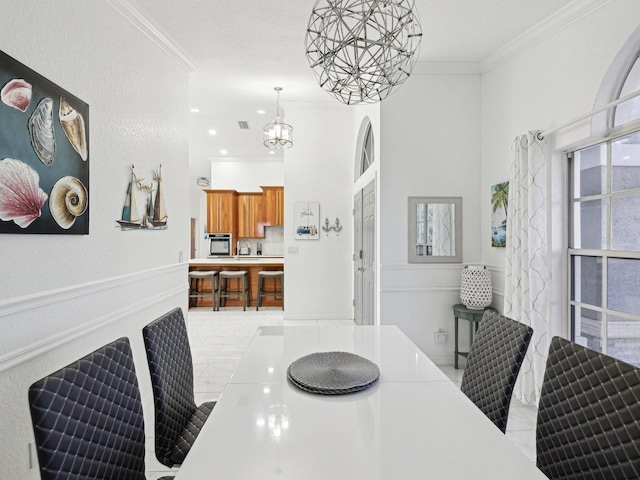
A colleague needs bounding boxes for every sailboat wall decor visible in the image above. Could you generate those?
[116,164,167,230]
[117,164,141,228]
[151,165,167,227]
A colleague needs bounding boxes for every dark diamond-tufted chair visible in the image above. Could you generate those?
[28,337,173,480]
[459,310,533,433]
[143,307,216,467]
[536,336,640,480]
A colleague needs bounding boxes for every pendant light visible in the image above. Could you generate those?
[263,87,293,149]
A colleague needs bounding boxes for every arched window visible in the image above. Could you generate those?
[614,55,640,126]
[360,122,374,176]
[569,29,640,367]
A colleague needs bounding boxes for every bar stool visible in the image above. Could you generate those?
[189,270,218,309]
[257,270,284,310]
[217,270,249,311]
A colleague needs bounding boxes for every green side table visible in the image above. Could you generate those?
[453,303,497,369]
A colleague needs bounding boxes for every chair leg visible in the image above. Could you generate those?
[211,275,218,312]
[216,277,224,311]
[242,275,247,311]
[256,276,262,311]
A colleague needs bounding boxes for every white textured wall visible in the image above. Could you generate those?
[283,102,355,320]
[210,159,284,191]
[0,1,190,477]
[481,0,640,269]
[480,0,640,338]
[379,69,482,363]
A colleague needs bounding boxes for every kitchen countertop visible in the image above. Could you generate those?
[190,256,284,265]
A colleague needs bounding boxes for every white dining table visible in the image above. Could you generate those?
[174,325,549,479]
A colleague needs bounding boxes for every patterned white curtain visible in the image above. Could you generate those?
[504,131,551,406]
[432,203,454,256]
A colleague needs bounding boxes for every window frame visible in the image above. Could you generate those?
[568,126,640,364]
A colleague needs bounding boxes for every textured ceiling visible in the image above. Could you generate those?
[126,0,576,170]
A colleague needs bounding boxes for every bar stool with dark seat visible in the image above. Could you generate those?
[188,270,218,309]
[217,270,249,310]
[257,270,284,310]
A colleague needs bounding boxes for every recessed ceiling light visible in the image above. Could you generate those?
[269,151,275,155]
[190,108,200,113]
[208,129,217,135]
[257,109,266,115]
[220,149,228,155]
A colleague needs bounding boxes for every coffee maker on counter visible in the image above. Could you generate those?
[256,242,262,255]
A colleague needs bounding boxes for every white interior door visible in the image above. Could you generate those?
[354,179,376,325]
[353,191,363,324]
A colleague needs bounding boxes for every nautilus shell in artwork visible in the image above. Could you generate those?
[29,97,56,165]
[49,176,88,229]
[59,96,87,161]
[1,78,32,112]
[0,157,48,228]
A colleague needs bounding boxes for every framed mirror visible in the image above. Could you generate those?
[408,196,462,263]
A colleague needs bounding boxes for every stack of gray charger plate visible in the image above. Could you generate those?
[287,351,380,395]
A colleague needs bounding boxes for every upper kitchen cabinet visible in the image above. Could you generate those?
[206,190,238,236]
[237,192,264,238]
[262,186,284,227]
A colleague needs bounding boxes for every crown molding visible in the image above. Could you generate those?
[106,0,198,72]
[480,0,613,73]
[413,61,481,76]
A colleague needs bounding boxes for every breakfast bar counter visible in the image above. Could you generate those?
[189,257,284,308]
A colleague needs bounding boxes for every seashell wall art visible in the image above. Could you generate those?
[0,50,89,234]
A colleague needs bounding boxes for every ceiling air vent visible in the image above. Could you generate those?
[237,121,250,130]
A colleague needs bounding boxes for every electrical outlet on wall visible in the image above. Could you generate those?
[434,329,447,344]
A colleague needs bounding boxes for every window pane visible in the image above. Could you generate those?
[571,256,602,307]
[611,131,640,192]
[572,305,603,353]
[360,124,373,175]
[607,314,640,367]
[572,199,605,249]
[607,258,640,315]
[573,143,606,197]
[614,57,640,126]
[611,194,640,251]
[416,203,425,244]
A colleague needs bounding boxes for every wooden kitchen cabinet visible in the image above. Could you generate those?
[262,186,284,226]
[206,190,238,237]
[237,193,264,238]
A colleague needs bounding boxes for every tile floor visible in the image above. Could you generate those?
[148,307,537,478]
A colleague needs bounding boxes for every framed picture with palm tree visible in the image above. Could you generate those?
[491,181,508,247]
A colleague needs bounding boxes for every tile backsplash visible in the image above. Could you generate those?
[238,226,284,256]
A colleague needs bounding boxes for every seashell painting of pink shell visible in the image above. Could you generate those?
[1,78,32,112]
[0,158,48,228]
[0,50,89,234]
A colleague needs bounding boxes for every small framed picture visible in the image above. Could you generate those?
[491,181,508,247]
[294,201,319,239]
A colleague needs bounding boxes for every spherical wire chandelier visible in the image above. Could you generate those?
[305,0,423,105]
